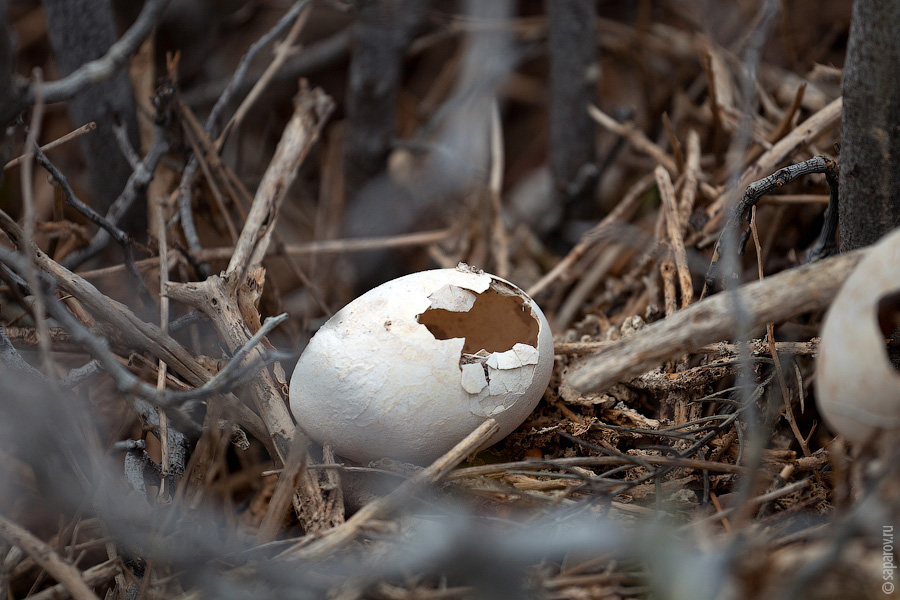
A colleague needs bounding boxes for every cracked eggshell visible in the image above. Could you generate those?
[816,227,900,444]
[289,265,554,464]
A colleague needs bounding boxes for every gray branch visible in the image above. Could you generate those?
[0,245,288,412]
[19,0,171,109]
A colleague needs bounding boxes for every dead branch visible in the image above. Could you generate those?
[567,248,863,394]
[656,166,693,307]
[177,0,317,269]
[284,418,500,561]
[211,0,312,143]
[588,104,679,176]
[217,1,313,148]
[61,87,173,269]
[3,122,96,171]
[227,84,334,280]
[450,455,746,479]
[0,513,101,600]
[180,26,353,108]
[0,211,269,442]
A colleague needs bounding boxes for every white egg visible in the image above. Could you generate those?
[289,264,554,464]
[816,227,900,444]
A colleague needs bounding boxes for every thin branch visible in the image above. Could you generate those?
[528,173,655,297]
[112,121,141,170]
[61,97,172,269]
[176,0,313,269]
[30,144,146,292]
[749,208,810,457]
[19,70,54,376]
[189,314,289,397]
[180,26,353,108]
[198,229,452,261]
[555,339,819,357]
[449,455,746,479]
[258,435,308,543]
[207,0,311,139]
[32,145,131,248]
[656,166,693,307]
[70,229,453,281]
[0,513,101,600]
[226,83,334,281]
[283,419,501,560]
[588,104,679,176]
[488,100,510,278]
[216,0,313,148]
[3,122,96,171]
[175,158,204,274]
[154,186,178,495]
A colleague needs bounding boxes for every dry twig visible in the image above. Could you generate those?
[568,248,863,394]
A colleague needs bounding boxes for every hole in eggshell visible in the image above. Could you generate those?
[878,290,900,373]
[416,283,539,354]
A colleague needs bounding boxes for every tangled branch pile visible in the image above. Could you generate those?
[0,1,895,599]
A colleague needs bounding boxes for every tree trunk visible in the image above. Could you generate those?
[0,0,15,126]
[343,0,430,195]
[42,0,141,226]
[839,0,900,251]
[0,0,16,164]
[547,0,599,217]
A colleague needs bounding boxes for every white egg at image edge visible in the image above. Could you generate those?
[289,265,554,464]
[815,227,900,444]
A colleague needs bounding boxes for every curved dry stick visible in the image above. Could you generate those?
[703,155,839,296]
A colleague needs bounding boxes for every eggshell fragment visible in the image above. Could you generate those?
[289,264,554,464]
[816,227,900,444]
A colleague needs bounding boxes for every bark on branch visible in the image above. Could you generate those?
[567,248,865,394]
[839,0,900,250]
[166,84,335,532]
